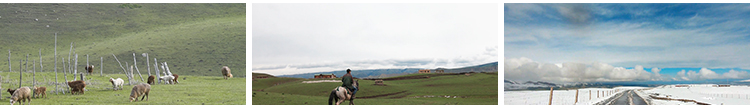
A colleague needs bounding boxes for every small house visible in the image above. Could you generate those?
[314,74,337,78]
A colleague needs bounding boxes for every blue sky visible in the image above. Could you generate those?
[505,3,750,83]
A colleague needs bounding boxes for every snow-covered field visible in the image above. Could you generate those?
[643,84,750,105]
[504,87,636,105]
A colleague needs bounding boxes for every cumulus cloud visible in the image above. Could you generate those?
[675,68,750,80]
[504,57,661,83]
[505,57,750,83]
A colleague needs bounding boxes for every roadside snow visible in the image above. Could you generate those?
[504,87,630,105]
[643,84,750,105]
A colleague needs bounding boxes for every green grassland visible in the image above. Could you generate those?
[0,3,245,77]
[0,72,245,104]
[252,73,498,105]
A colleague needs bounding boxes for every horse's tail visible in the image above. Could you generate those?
[328,90,337,105]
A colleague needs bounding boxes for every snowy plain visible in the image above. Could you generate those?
[643,84,750,105]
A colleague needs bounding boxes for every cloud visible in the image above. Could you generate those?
[506,4,750,69]
[556,4,592,26]
[674,68,750,80]
[504,57,660,83]
[722,69,750,79]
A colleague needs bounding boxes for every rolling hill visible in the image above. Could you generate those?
[276,61,498,79]
[0,3,245,77]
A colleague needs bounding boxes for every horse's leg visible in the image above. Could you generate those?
[336,98,344,105]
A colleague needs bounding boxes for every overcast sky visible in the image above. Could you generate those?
[505,3,750,83]
[252,4,498,76]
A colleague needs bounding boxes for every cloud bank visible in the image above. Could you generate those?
[505,57,750,83]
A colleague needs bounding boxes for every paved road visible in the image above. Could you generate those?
[600,90,649,105]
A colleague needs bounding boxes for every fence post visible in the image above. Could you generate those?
[589,90,591,100]
[597,90,599,98]
[548,87,553,105]
[575,89,579,103]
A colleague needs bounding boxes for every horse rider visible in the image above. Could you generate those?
[342,69,358,97]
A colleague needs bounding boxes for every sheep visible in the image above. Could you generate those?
[67,80,86,95]
[129,83,151,102]
[85,65,94,75]
[109,78,124,90]
[159,75,174,84]
[32,86,46,98]
[7,88,16,96]
[222,66,232,80]
[172,74,179,84]
[147,75,155,85]
[10,87,31,105]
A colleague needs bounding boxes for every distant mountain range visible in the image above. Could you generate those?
[277,62,498,79]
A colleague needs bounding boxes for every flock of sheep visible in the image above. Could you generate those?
[5,66,234,105]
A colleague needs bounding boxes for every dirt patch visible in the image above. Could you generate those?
[357,91,407,99]
[388,92,412,99]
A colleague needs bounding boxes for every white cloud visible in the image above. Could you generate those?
[254,4,497,75]
[504,57,660,83]
[674,68,750,80]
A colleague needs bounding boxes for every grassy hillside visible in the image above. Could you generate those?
[0,72,245,104]
[0,3,245,77]
[253,73,498,104]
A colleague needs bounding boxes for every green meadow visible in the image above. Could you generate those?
[252,73,498,105]
[0,72,245,104]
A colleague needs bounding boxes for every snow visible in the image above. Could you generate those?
[504,88,628,105]
[643,84,750,105]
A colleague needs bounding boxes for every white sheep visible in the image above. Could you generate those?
[109,78,124,90]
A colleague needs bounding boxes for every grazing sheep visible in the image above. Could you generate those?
[85,65,94,75]
[32,86,46,98]
[147,75,155,85]
[172,74,179,84]
[159,75,175,84]
[7,88,16,96]
[109,78,124,90]
[129,83,151,102]
[67,80,86,95]
[222,66,232,80]
[10,87,31,105]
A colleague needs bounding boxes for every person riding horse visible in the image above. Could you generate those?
[342,69,358,97]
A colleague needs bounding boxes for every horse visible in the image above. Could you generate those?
[328,80,359,105]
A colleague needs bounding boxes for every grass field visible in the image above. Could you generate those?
[252,72,498,105]
[0,3,246,77]
[0,72,245,104]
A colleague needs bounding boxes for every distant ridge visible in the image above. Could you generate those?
[276,61,498,79]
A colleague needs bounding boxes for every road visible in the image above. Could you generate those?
[600,90,649,105]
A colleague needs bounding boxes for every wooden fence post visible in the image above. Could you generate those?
[548,87,553,105]
[597,90,599,98]
[589,90,591,100]
[575,89,579,103]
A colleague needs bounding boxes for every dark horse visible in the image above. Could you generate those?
[329,80,358,105]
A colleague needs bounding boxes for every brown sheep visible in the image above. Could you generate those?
[172,74,179,84]
[222,66,232,80]
[10,87,31,105]
[67,80,86,95]
[147,75,156,85]
[7,88,16,96]
[129,83,151,102]
[85,65,94,75]
[33,86,46,98]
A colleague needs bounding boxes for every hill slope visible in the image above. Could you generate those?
[276,61,498,79]
[0,3,245,77]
